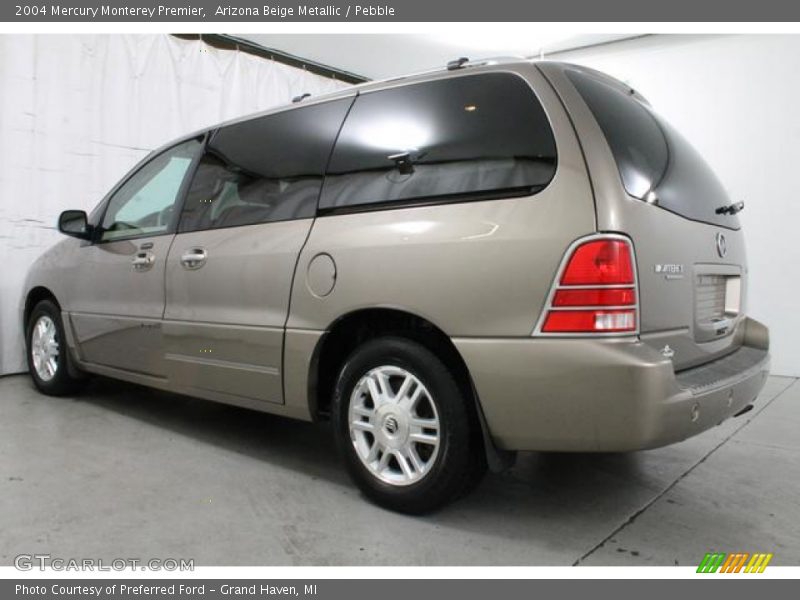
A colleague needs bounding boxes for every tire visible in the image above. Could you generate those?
[333,336,486,514]
[26,299,86,396]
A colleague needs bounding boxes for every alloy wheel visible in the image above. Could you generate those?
[348,365,441,486]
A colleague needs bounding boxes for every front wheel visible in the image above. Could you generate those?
[332,337,486,514]
[26,299,86,396]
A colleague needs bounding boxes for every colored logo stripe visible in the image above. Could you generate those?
[697,553,726,573]
[745,553,773,573]
[720,553,749,573]
[697,552,773,573]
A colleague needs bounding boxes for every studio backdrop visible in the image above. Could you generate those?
[0,34,349,375]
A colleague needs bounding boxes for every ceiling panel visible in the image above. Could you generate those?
[234,33,637,80]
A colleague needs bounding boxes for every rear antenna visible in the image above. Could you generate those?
[292,93,311,103]
[447,57,469,71]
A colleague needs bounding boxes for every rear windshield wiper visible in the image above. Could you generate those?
[715,201,745,215]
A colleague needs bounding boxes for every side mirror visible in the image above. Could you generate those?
[58,210,92,240]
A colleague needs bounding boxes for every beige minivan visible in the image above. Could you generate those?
[23,59,770,513]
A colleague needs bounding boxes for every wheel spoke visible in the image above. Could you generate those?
[405,447,425,473]
[364,442,380,463]
[366,377,383,406]
[394,375,413,403]
[351,405,374,418]
[398,444,425,475]
[410,417,438,431]
[376,371,392,399]
[377,450,392,471]
[399,385,423,410]
[409,432,438,445]
[351,420,374,432]
[394,450,413,479]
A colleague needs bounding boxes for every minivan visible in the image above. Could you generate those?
[23,59,770,513]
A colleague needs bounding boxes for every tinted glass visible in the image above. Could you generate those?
[567,69,739,229]
[319,73,557,210]
[100,139,201,241]
[178,99,352,232]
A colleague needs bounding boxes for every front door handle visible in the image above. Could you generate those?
[180,247,207,270]
[131,251,155,271]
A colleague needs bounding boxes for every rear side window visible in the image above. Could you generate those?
[178,98,352,232]
[566,69,739,229]
[319,72,557,211]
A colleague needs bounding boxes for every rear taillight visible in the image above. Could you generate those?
[559,239,634,285]
[539,237,638,335]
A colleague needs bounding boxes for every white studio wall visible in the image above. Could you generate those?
[552,34,800,377]
[0,34,350,376]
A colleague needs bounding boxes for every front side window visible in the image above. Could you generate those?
[100,139,201,241]
[319,72,558,211]
[178,99,352,232]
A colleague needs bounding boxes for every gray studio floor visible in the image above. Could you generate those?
[1,372,798,566]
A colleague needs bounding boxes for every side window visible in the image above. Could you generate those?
[178,99,352,233]
[100,139,201,241]
[319,73,557,211]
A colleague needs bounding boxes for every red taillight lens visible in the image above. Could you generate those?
[560,240,634,285]
[539,237,637,335]
[552,288,636,307]
[542,310,636,333]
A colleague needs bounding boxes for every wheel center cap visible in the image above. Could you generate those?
[383,415,400,436]
[376,407,409,449]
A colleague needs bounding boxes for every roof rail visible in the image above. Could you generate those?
[357,56,533,90]
[467,56,529,67]
[447,57,470,70]
[443,55,532,71]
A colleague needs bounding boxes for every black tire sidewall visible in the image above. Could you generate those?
[333,336,476,513]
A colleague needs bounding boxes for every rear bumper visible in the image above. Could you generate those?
[453,317,770,452]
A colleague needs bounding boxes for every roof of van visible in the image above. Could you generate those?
[153,57,544,154]
[155,58,644,154]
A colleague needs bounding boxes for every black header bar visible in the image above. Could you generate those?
[4,0,800,22]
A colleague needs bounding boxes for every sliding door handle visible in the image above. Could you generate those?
[180,248,207,270]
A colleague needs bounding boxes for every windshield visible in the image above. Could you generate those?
[566,68,740,230]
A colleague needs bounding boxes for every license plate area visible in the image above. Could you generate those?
[694,265,742,342]
[724,276,741,314]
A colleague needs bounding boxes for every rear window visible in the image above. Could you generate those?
[566,69,739,229]
[319,72,557,211]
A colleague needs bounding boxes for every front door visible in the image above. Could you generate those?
[68,138,203,377]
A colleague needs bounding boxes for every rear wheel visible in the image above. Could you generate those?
[26,299,85,396]
[333,337,486,513]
